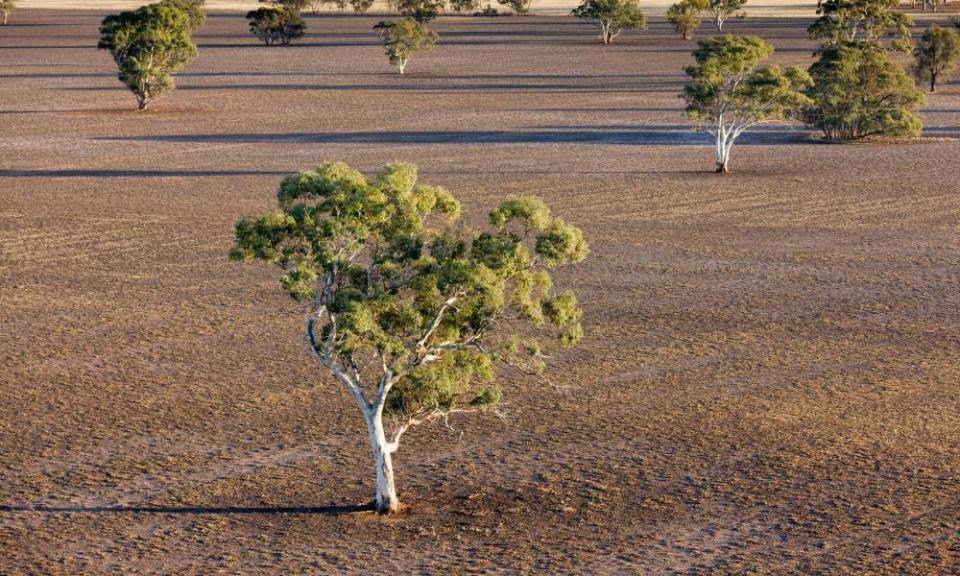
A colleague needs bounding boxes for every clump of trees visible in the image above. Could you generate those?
[913,24,960,92]
[374,18,437,74]
[803,0,924,140]
[450,0,481,12]
[807,0,912,52]
[498,0,533,15]
[98,2,198,110]
[398,0,445,22]
[572,0,646,44]
[351,0,375,13]
[682,34,812,173]
[230,162,588,513]
[667,0,708,40]
[261,0,311,12]
[246,6,306,45]
[805,44,924,139]
[1,0,16,25]
[706,0,745,31]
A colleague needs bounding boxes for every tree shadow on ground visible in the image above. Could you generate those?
[0,503,371,515]
[95,127,815,146]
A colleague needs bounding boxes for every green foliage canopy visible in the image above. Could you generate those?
[97,2,198,110]
[807,0,912,52]
[231,161,588,425]
[805,43,924,139]
[159,0,206,31]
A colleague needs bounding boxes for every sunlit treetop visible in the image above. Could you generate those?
[231,162,588,422]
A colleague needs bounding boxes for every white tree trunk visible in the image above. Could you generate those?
[715,129,733,173]
[367,412,399,513]
[397,59,407,74]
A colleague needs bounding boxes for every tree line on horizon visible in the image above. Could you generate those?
[94,0,960,169]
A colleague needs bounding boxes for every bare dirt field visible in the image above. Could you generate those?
[1,8,959,575]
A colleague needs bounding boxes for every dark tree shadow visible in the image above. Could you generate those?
[95,127,816,146]
[0,503,372,515]
[0,169,290,178]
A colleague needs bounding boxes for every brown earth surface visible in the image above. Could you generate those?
[1,9,960,575]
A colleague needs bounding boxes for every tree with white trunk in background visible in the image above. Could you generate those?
[1,0,16,25]
[572,0,646,44]
[498,0,533,14]
[374,18,437,74]
[682,35,813,173]
[230,162,588,513]
[707,0,745,31]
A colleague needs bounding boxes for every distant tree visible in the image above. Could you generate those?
[807,0,912,52]
[1,0,16,25]
[913,24,960,92]
[246,7,305,45]
[497,0,533,15]
[351,0,375,13]
[450,0,480,12]
[707,0,745,31]
[98,3,198,111]
[230,162,588,513]
[398,0,444,22]
[160,0,206,31]
[667,0,708,40]
[805,44,924,139]
[374,17,437,73]
[682,34,813,173]
[260,0,311,13]
[572,0,646,44]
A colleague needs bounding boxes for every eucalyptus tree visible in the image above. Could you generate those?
[667,0,708,40]
[450,0,481,12]
[374,18,437,74]
[260,0,311,12]
[572,0,646,44]
[160,0,206,31]
[804,43,924,138]
[246,6,305,45]
[351,0,375,13]
[398,0,444,22]
[913,24,960,92]
[1,0,16,25]
[97,2,198,110]
[230,162,588,513]
[807,0,912,52]
[707,0,745,31]
[498,0,533,14]
[682,35,813,173]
